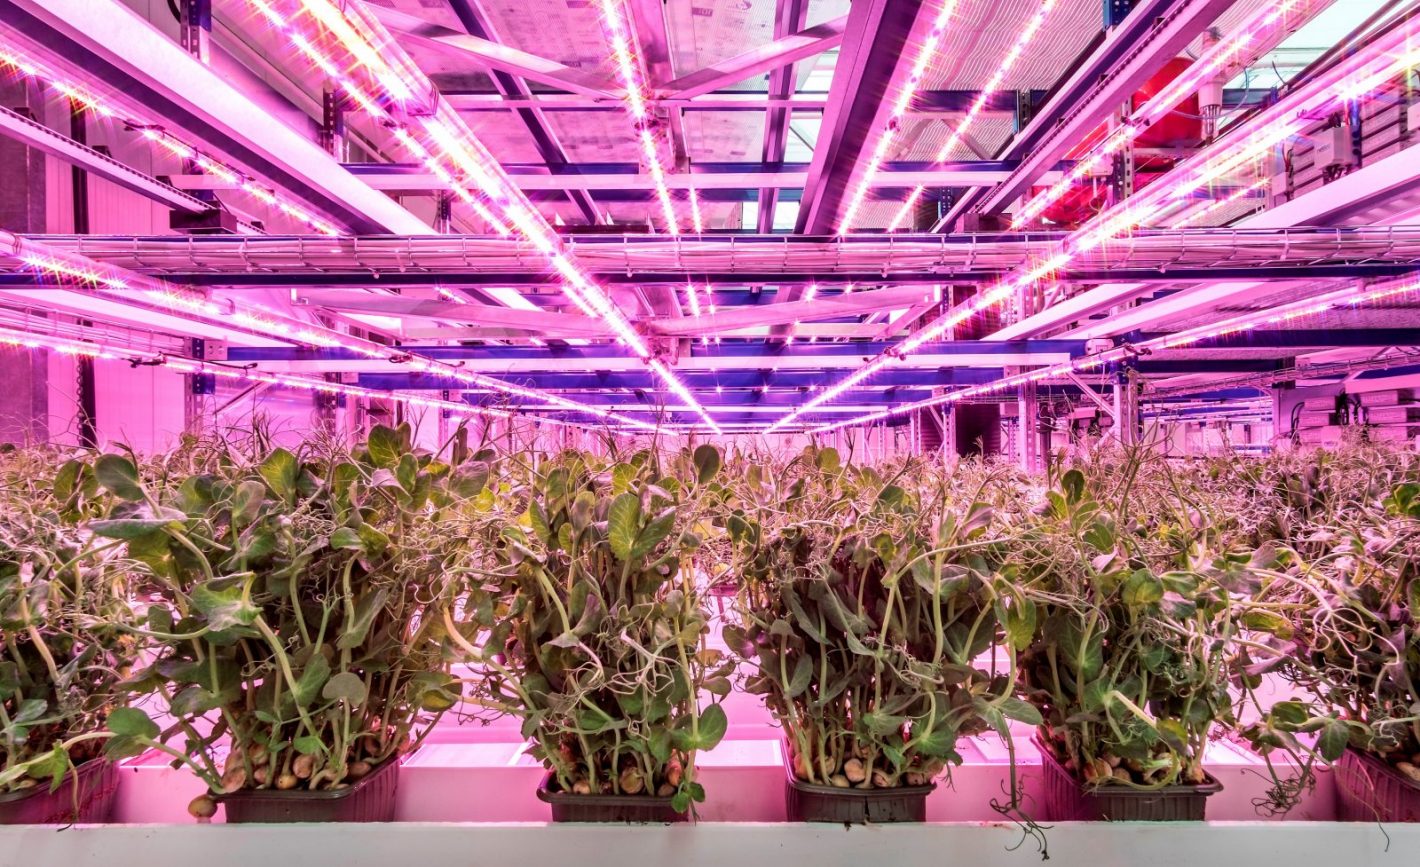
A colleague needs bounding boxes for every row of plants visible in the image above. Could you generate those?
[2,428,1420,829]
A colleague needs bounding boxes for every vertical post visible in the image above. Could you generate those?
[179,0,212,433]
[319,90,349,162]
[1112,362,1140,446]
[434,192,453,234]
[1018,380,1041,473]
[1103,0,1135,28]
[179,0,212,64]
[70,99,97,448]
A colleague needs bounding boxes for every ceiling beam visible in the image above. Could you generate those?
[662,15,846,101]
[0,0,432,234]
[758,0,811,234]
[442,0,598,223]
[369,5,621,99]
[793,0,924,236]
[943,0,1233,228]
[0,105,211,214]
[310,160,1031,192]
[294,291,613,337]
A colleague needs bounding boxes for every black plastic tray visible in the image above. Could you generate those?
[782,742,935,823]
[1035,736,1221,821]
[0,758,119,825]
[536,772,686,823]
[218,754,401,823]
[1335,748,1420,822]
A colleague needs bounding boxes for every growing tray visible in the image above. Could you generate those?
[782,743,935,824]
[218,754,401,823]
[1035,737,1221,821]
[0,758,119,825]
[536,772,686,823]
[1335,748,1420,822]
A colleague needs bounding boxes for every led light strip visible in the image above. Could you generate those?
[883,0,1062,233]
[1012,0,1316,229]
[0,45,343,236]
[809,274,1420,433]
[1168,176,1268,228]
[13,236,663,430]
[767,23,1420,433]
[597,0,693,236]
[259,0,722,433]
[0,322,658,430]
[247,2,512,236]
[836,0,963,234]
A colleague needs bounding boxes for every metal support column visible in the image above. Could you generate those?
[69,97,97,448]
[1112,362,1141,446]
[1018,379,1042,473]
[179,0,211,64]
[319,90,349,163]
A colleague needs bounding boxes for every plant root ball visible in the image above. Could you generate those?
[657,783,676,798]
[842,758,866,784]
[276,773,299,791]
[187,795,217,820]
[346,761,372,781]
[829,774,851,788]
[619,768,644,795]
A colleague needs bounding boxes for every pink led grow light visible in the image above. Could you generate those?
[8,234,665,431]
[1012,0,1318,229]
[836,0,963,234]
[883,0,1064,234]
[247,0,722,433]
[0,45,343,236]
[768,19,1420,433]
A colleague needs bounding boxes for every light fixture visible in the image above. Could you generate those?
[885,0,1063,233]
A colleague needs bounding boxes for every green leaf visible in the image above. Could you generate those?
[783,655,812,699]
[106,707,159,740]
[1156,718,1189,753]
[294,656,331,707]
[611,463,636,495]
[607,492,640,561]
[1003,599,1037,652]
[688,703,728,752]
[321,671,368,705]
[191,582,259,631]
[648,728,672,763]
[1271,699,1310,728]
[631,509,676,560]
[54,459,82,505]
[293,735,326,756]
[330,527,364,551]
[816,447,840,474]
[999,697,1043,726]
[912,716,959,759]
[366,424,405,468]
[1242,609,1294,639]
[336,589,388,650]
[1060,469,1085,504]
[1122,570,1164,608]
[693,444,722,484]
[95,454,144,501]
[226,480,265,527]
[1317,718,1350,762]
[258,448,300,502]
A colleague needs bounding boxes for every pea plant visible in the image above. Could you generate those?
[0,448,137,792]
[1241,466,1420,789]
[90,425,466,814]
[725,447,1038,797]
[1013,455,1268,791]
[460,445,733,814]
